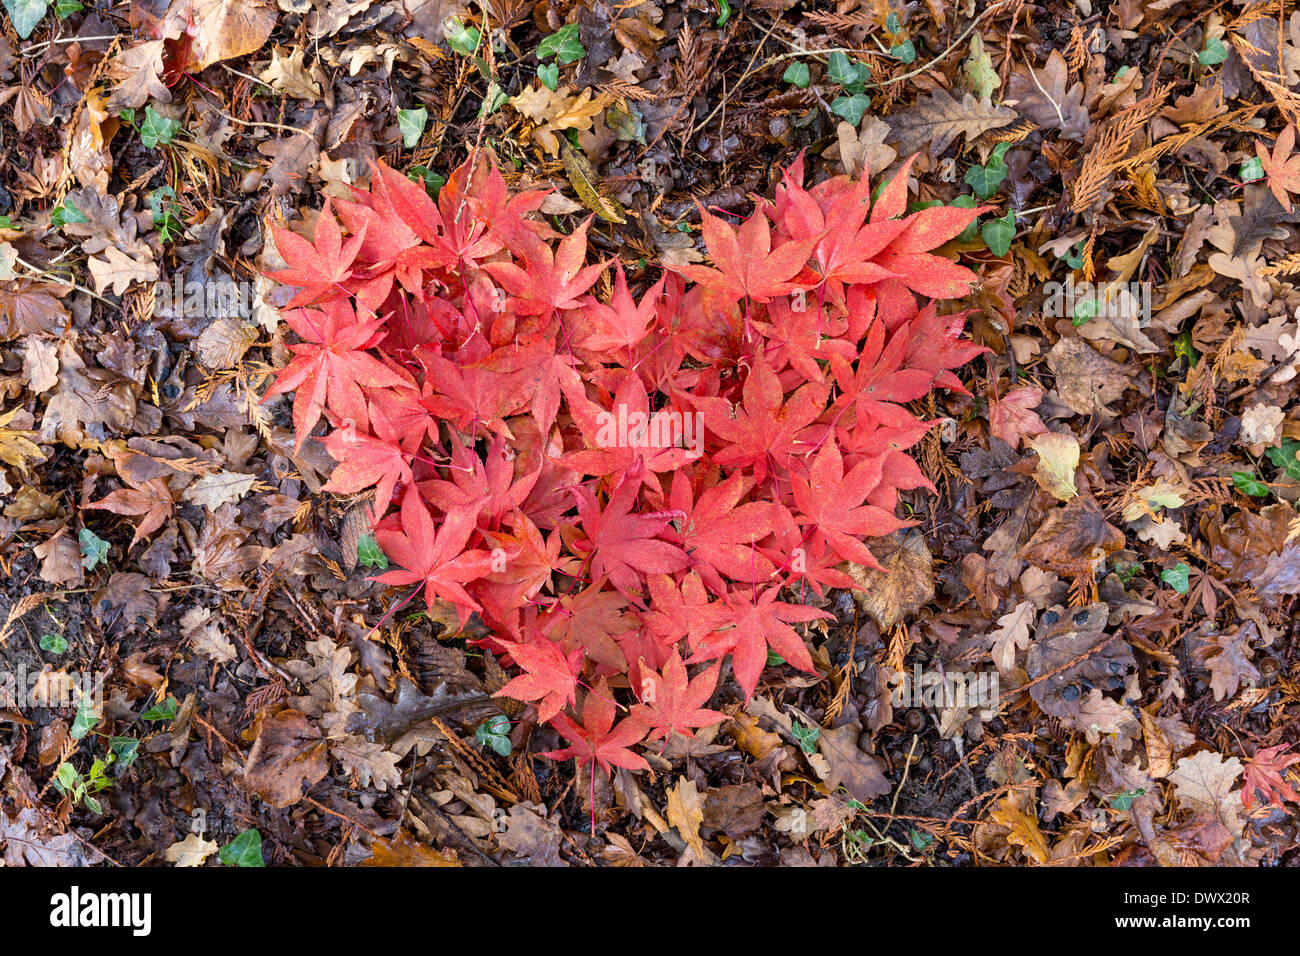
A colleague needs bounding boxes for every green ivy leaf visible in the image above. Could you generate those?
[1106,787,1145,811]
[964,148,1010,199]
[827,52,869,94]
[537,61,559,90]
[138,105,179,149]
[1059,240,1085,270]
[71,694,99,740]
[1232,471,1269,498]
[53,0,79,16]
[109,736,139,772]
[1198,36,1228,67]
[963,34,998,100]
[980,209,1016,257]
[409,165,445,198]
[52,201,88,228]
[831,93,871,126]
[357,533,389,570]
[1239,156,1265,183]
[951,194,980,242]
[478,80,508,119]
[3,0,48,39]
[1071,298,1099,327]
[891,39,916,64]
[55,761,80,790]
[1161,563,1190,594]
[142,695,179,722]
[474,715,512,756]
[442,17,480,55]
[791,720,820,755]
[398,107,427,149]
[220,829,266,867]
[40,633,68,654]
[1265,439,1300,480]
[79,528,109,570]
[782,61,810,89]
[537,23,585,64]
[715,0,731,28]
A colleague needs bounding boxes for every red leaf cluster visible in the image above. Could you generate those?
[263,152,987,768]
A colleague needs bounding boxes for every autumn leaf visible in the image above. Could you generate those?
[986,600,1034,673]
[1257,124,1300,212]
[886,88,1016,157]
[495,637,586,724]
[372,492,495,625]
[674,205,817,309]
[86,475,175,549]
[632,652,726,741]
[540,678,650,775]
[261,298,410,450]
[692,586,832,701]
[1240,744,1300,809]
[987,386,1047,450]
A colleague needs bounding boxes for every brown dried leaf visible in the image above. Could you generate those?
[243,709,330,808]
[847,530,934,631]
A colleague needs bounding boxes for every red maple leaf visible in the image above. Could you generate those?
[542,580,633,674]
[1242,743,1300,809]
[752,293,854,385]
[267,200,387,310]
[1258,124,1300,212]
[631,651,726,741]
[571,477,688,598]
[321,402,415,522]
[420,343,537,437]
[638,572,726,651]
[830,315,934,428]
[419,433,539,532]
[689,356,828,485]
[691,585,832,700]
[540,677,650,774]
[791,440,906,568]
[675,205,817,308]
[762,502,859,596]
[476,513,573,629]
[901,303,987,394]
[665,469,774,589]
[262,298,410,450]
[774,168,905,298]
[495,635,585,724]
[372,491,493,625]
[578,262,664,356]
[482,217,608,315]
[560,372,697,486]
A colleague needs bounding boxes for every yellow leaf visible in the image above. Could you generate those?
[561,143,626,223]
[0,407,46,473]
[164,832,219,867]
[1027,432,1079,500]
[990,793,1050,863]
